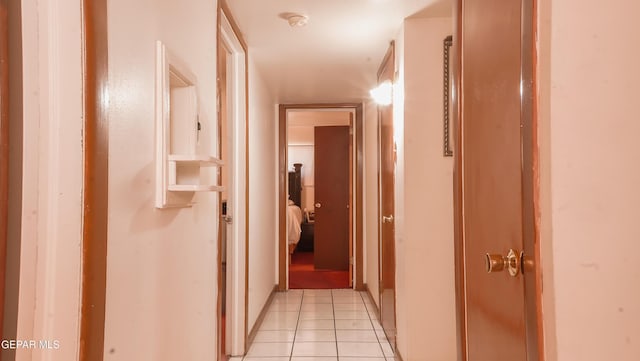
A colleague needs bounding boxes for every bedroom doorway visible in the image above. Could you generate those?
[278,104,364,291]
[287,116,351,289]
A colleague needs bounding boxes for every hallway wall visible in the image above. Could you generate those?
[247,58,278,332]
[104,0,219,360]
[288,127,315,212]
[394,16,457,361]
[364,101,379,305]
[538,0,640,359]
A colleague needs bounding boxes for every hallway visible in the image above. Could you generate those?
[230,289,395,361]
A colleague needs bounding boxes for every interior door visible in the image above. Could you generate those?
[378,44,396,349]
[457,0,539,359]
[314,126,349,270]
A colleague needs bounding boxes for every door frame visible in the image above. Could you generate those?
[375,42,397,349]
[80,0,109,359]
[0,1,9,351]
[452,0,544,359]
[217,1,250,357]
[277,103,364,291]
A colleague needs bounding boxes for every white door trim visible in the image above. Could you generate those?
[219,10,248,357]
[16,0,84,359]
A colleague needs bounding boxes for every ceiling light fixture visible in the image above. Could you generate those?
[286,14,308,27]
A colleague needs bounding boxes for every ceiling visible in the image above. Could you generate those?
[226,0,451,104]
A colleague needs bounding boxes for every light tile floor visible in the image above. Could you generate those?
[229,289,396,361]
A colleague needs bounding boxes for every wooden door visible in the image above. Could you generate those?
[456,0,540,359]
[378,44,396,348]
[0,1,9,354]
[314,126,350,270]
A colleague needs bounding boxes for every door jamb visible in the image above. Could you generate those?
[375,41,397,348]
[277,103,364,291]
[0,1,9,350]
[217,0,249,357]
[79,0,109,360]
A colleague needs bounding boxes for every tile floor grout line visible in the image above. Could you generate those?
[288,289,304,361]
[332,289,340,361]
[361,291,389,360]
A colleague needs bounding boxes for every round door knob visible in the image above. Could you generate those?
[485,254,506,273]
[485,249,521,276]
[315,203,321,208]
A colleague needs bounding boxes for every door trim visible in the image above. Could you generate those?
[277,103,364,291]
[217,1,249,357]
[0,0,9,351]
[376,41,396,348]
[520,0,545,358]
[452,0,543,359]
[451,1,466,359]
[79,0,109,360]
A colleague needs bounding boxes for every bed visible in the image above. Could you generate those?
[287,163,304,254]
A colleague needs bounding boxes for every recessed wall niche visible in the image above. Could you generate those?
[155,41,223,208]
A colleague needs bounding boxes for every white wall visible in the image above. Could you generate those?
[394,16,457,361]
[104,0,219,360]
[539,0,640,359]
[247,57,278,332]
[288,145,315,212]
[288,126,314,145]
[364,101,379,305]
[288,126,315,211]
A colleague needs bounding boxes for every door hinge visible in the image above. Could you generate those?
[349,257,354,265]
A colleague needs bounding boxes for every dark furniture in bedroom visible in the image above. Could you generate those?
[288,163,302,207]
[298,221,314,251]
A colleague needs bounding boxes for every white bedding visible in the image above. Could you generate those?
[287,200,303,246]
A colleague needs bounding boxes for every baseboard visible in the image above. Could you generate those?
[247,285,278,348]
[363,284,404,361]
[362,283,381,323]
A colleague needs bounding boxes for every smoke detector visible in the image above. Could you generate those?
[281,13,309,27]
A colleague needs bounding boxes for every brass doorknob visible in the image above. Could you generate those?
[485,249,521,276]
[315,203,322,208]
[485,253,506,273]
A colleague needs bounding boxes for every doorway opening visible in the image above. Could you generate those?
[287,111,352,289]
[278,104,364,291]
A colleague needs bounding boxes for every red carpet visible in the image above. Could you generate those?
[289,252,349,289]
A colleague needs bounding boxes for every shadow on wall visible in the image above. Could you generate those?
[129,162,180,233]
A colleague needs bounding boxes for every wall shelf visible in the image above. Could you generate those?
[168,154,224,166]
[155,41,223,208]
[168,184,225,192]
